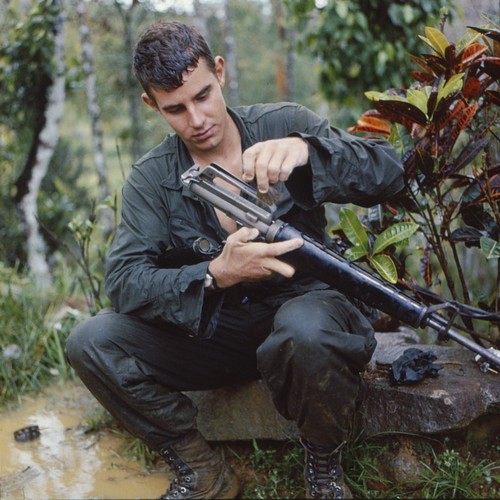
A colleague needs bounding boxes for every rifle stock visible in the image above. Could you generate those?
[181,163,500,370]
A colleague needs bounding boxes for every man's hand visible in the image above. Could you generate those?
[208,227,303,288]
[242,137,309,194]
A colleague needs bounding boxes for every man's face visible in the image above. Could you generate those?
[142,57,229,158]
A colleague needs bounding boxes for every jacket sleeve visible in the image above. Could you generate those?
[285,105,404,208]
[104,166,223,338]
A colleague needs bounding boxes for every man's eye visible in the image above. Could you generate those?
[197,92,209,101]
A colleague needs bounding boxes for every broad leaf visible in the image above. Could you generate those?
[457,42,488,66]
[480,237,500,259]
[437,99,466,129]
[373,99,428,127]
[446,135,488,177]
[436,73,464,104]
[372,222,419,254]
[449,227,482,246]
[347,114,390,136]
[486,90,500,106]
[419,54,448,76]
[463,75,482,99]
[408,53,435,74]
[412,147,435,182]
[365,90,406,102]
[468,26,500,43]
[388,123,413,157]
[440,103,480,172]
[338,207,369,255]
[421,27,449,58]
[479,56,500,79]
[369,254,399,283]
[344,246,369,262]
[407,88,431,116]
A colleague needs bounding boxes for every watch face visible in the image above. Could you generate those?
[204,273,215,290]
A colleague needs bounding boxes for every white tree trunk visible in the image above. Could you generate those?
[76,0,109,203]
[76,0,113,236]
[19,5,66,289]
[224,0,239,107]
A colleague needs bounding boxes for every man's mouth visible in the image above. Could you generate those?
[193,126,214,141]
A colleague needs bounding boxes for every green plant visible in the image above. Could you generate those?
[342,437,394,498]
[118,434,159,469]
[83,405,116,434]
[0,263,76,403]
[329,207,419,283]
[419,449,500,498]
[349,17,500,345]
[243,439,304,498]
[285,0,456,122]
[66,197,116,314]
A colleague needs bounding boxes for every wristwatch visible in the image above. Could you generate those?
[204,269,218,291]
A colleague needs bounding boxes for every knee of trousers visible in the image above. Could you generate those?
[257,290,376,373]
[66,309,117,373]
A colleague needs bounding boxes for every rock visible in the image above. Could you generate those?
[360,333,500,437]
[186,330,500,441]
[188,380,297,441]
[379,436,424,484]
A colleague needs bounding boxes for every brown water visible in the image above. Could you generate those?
[0,381,168,499]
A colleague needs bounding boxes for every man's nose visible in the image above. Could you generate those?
[188,105,204,128]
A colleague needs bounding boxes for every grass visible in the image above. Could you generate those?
[0,263,80,404]
[418,449,500,498]
[243,439,304,498]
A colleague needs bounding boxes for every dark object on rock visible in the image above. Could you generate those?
[390,348,443,385]
[13,425,40,442]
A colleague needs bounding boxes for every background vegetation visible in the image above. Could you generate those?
[0,0,498,497]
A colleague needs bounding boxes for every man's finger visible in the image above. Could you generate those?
[268,260,297,278]
[232,226,260,243]
[268,237,304,256]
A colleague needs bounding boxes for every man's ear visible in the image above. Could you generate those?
[141,92,158,111]
[214,56,225,87]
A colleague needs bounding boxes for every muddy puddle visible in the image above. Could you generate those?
[0,380,168,499]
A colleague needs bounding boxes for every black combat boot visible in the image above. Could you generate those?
[159,430,240,499]
[302,440,353,499]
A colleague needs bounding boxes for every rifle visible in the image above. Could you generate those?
[181,163,500,371]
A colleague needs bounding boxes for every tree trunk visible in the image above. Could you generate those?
[224,0,239,107]
[17,3,66,288]
[76,0,109,203]
[115,0,142,161]
[285,23,296,101]
[273,0,296,101]
[193,0,211,46]
[76,0,113,236]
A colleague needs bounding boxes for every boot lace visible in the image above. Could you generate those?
[304,441,346,499]
[159,448,195,499]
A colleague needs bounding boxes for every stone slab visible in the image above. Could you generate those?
[186,331,500,441]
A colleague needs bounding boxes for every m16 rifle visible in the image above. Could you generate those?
[181,163,500,371]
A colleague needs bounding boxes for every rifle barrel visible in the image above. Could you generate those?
[271,223,500,369]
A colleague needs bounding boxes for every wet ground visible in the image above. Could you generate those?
[0,381,167,499]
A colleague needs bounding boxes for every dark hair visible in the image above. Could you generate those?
[133,21,216,98]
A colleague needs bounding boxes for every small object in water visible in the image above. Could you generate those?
[13,425,41,442]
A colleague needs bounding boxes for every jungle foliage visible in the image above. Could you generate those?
[286,0,456,114]
[347,16,500,345]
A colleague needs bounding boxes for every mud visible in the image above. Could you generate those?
[0,381,167,499]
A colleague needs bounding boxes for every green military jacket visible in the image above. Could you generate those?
[105,102,404,338]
